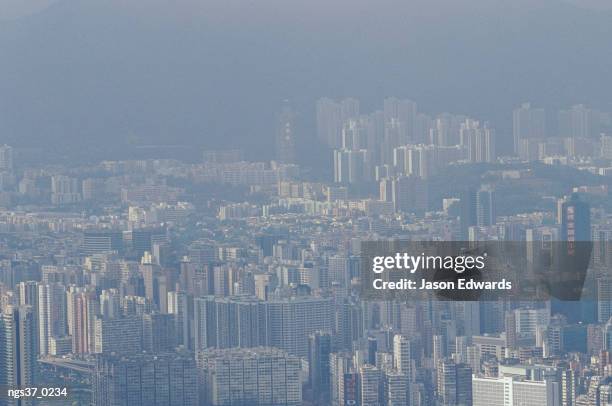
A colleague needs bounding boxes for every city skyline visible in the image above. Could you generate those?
[0,97,611,404]
[1,1,612,405]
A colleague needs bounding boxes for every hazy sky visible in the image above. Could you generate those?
[1,0,611,160]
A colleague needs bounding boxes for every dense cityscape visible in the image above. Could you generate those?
[1,97,612,405]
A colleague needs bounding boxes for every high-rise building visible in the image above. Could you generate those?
[48,336,72,356]
[513,103,546,155]
[472,375,557,406]
[592,226,612,268]
[334,300,363,352]
[100,289,121,320]
[68,290,97,354]
[459,188,477,240]
[476,186,496,227]
[437,359,472,406]
[140,260,168,313]
[316,97,360,148]
[359,364,381,406]
[93,315,142,354]
[276,101,297,164]
[197,347,302,406]
[561,368,577,406]
[308,331,332,403]
[330,352,353,406]
[341,99,361,127]
[81,178,106,201]
[384,97,417,143]
[381,174,430,213]
[505,311,518,350]
[131,228,167,260]
[50,175,81,205]
[82,230,124,255]
[379,177,394,203]
[456,364,473,406]
[93,352,197,406]
[600,135,612,159]
[537,321,564,358]
[555,194,593,320]
[37,283,67,356]
[431,114,465,146]
[599,384,612,406]
[560,193,591,242]
[455,301,481,337]
[460,119,496,163]
[167,291,190,349]
[393,334,412,382]
[17,282,38,308]
[327,254,349,288]
[193,296,269,351]
[17,282,39,357]
[383,369,409,406]
[472,375,506,406]
[267,296,334,358]
[334,149,370,184]
[598,278,612,323]
[0,306,38,404]
[142,313,176,352]
[391,175,428,214]
[0,145,14,172]
[604,318,612,352]
[342,118,369,151]
[122,296,152,317]
[511,307,550,339]
[558,104,601,139]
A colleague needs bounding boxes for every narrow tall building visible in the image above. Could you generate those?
[69,290,97,354]
[37,283,67,356]
[17,282,40,357]
[167,290,190,349]
[276,101,297,164]
[308,331,332,403]
[0,144,14,172]
[476,186,496,227]
[393,334,412,382]
[0,306,38,404]
[559,193,591,242]
[459,188,477,240]
[513,102,546,155]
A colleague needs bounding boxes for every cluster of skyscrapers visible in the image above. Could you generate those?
[0,96,611,406]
